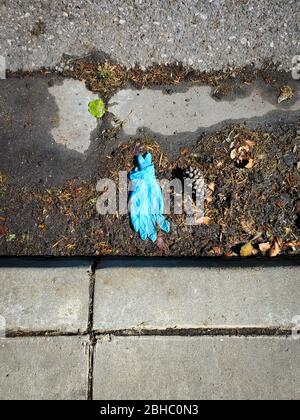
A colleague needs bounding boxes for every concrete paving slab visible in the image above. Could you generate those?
[0,337,88,400]
[0,77,102,186]
[0,77,99,187]
[109,83,300,137]
[94,264,300,331]
[93,336,300,400]
[0,263,90,333]
[48,79,99,154]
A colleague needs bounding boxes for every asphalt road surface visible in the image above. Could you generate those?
[0,0,299,72]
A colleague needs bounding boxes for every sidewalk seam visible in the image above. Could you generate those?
[87,262,97,401]
[94,327,293,338]
[3,327,293,338]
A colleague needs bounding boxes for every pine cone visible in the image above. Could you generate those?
[185,166,202,180]
[184,166,205,195]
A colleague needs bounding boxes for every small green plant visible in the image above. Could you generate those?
[98,69,111,80]
[88,99,106,119]
[98,64,112,80]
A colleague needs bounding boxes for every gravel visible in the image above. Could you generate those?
[0,0,299,72]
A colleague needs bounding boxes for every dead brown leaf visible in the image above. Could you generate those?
[0,225,8,236]
[275,236,284,248]
[207,182,215,192]
[238,145,250,154]
[209,246,222,256]
[195,216,211,225]
[157,235,169,253]
[269,242,280,257]
[269,237,283,257]
[275,200,285,209]
[245,159,255,169]
[259,242,271,253]
[241,219,256,235]
[206,191,214,203]
[244,139,256,149]
[180,147,189,156]
[278,85,294,104]
[224,251,234,258]
[215,160,224,168]
[230,149,237,160]
[285,241,298,250]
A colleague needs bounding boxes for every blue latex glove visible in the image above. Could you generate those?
[129,153,170,241]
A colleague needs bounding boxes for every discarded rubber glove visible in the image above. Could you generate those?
[129,153,170,241]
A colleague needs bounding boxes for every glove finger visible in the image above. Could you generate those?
[156,215,171,233]
[137,155,145,169]
[139,215,148,241]
[144,153,152,166]
[147,216,157,242]
[130,213,140,233]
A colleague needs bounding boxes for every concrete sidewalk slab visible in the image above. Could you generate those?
[109,83,300,137]
[0,77,99,187]
[0,264,90,334]
[94,265,300,331]
[93,336,300,400]
[48,79,99,154]
[0,337,89,400]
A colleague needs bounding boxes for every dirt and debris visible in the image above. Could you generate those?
[278,85,294,104]
[0,172,8,239]
[0,124,299,257]
[70,59,298,102]
[7,58,295,103]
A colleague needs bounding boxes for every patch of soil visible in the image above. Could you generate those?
[1,125,299,257]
